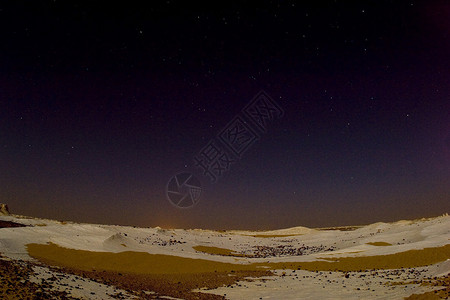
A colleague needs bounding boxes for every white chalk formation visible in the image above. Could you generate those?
[0,204,10,216]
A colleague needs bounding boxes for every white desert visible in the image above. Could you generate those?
[1,207,449,299]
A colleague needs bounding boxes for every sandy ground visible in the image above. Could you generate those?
[0,214,449,299]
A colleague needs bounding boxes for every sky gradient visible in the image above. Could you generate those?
[1,1,449,229]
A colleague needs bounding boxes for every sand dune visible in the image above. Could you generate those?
[0,213,449,299]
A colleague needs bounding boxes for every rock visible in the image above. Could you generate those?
[0,203,10,215]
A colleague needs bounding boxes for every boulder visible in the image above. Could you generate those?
[0,204,10,215]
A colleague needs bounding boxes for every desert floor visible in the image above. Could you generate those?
[0,214,449,299]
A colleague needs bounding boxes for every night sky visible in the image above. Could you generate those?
[1,1,449,230]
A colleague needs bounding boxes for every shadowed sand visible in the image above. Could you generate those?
[28,243,450,274]
[366,242,392,246]
[193,245,249,257]
[247,234,303,238]
[316,226,362,231]
[27,243,271,299]
[270,245,450,272]
[28,243,261,274]
[0,220,26,228]
[404,275,450,299]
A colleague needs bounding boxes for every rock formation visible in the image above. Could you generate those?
[0,204,10,216]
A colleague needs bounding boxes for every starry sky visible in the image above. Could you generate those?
[0,1,449,229]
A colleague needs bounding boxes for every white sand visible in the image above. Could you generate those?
[1,213,449,299]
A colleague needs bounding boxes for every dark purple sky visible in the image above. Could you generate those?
[0,1,449,229]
